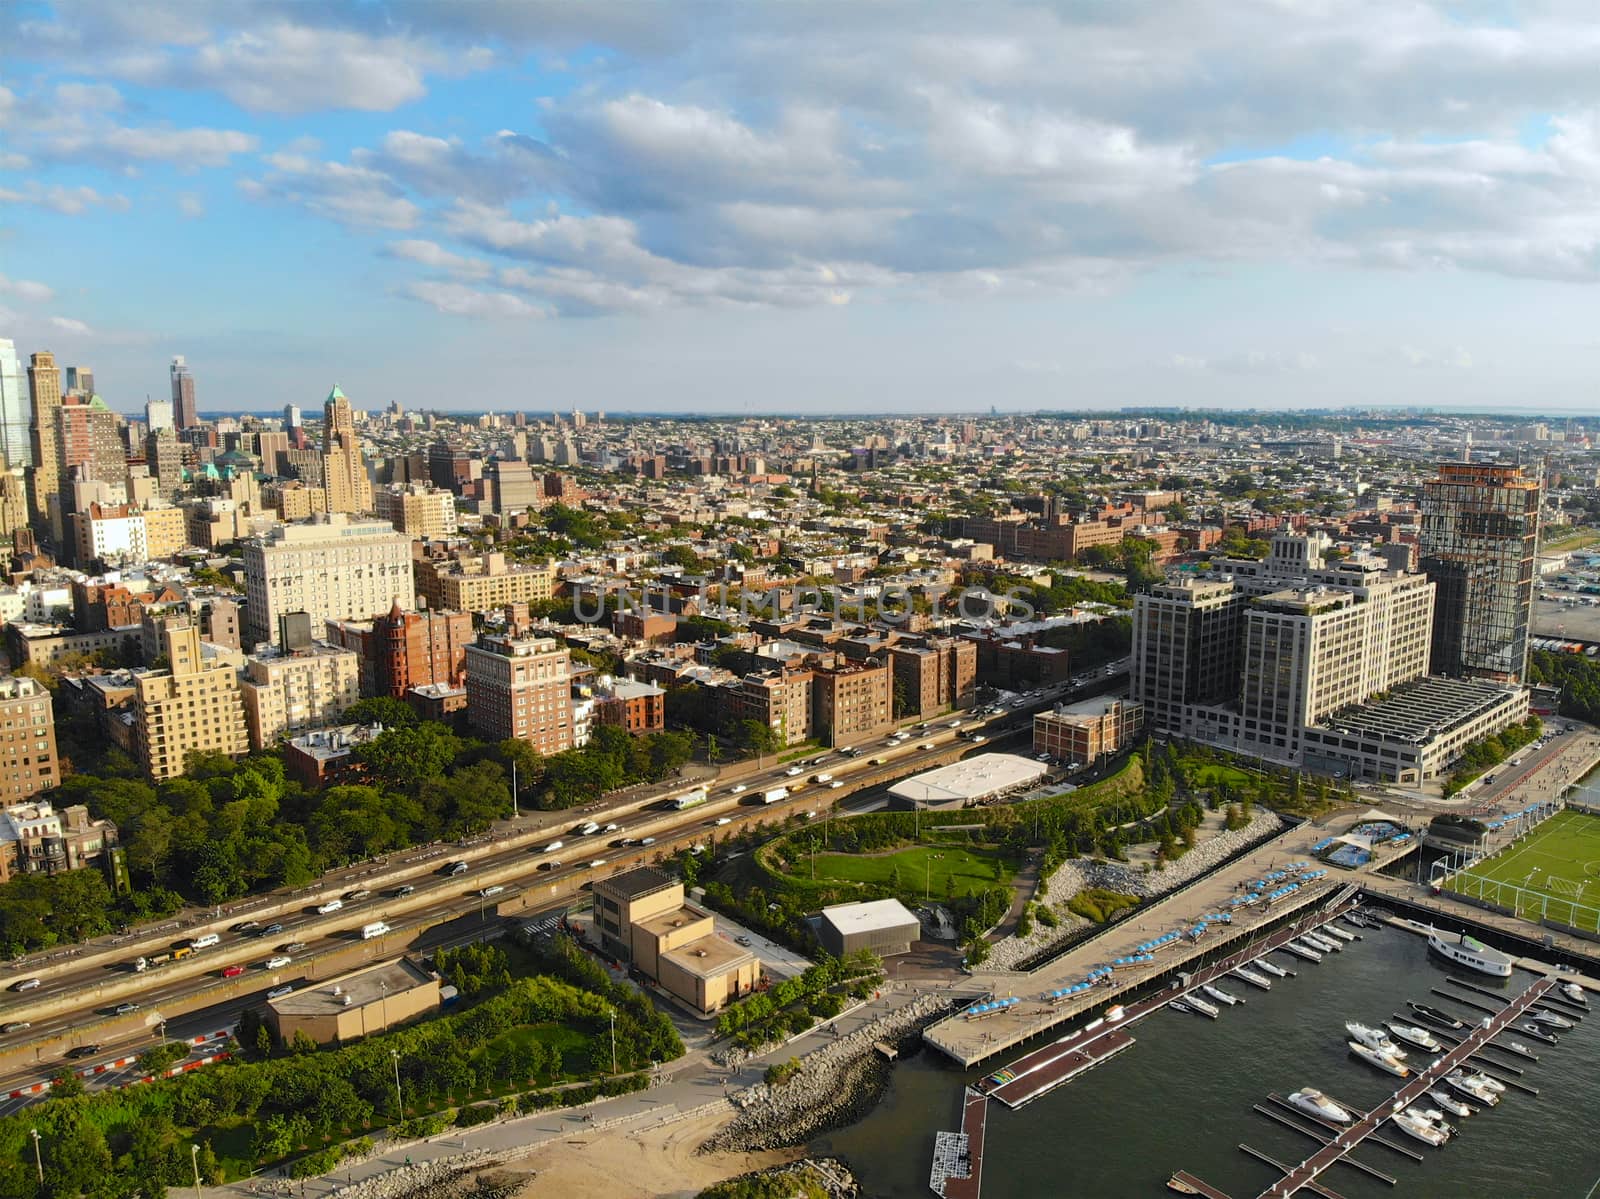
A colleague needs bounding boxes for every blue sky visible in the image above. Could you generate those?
[3,1,1600,415]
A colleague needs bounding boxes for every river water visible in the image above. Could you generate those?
[814,922,1600,1197]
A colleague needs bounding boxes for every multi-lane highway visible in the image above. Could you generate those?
[0,665,1127,1101]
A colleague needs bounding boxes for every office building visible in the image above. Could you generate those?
[144,398,174,433]
[592,867,758,1015]
[133,619,249,780]
[375,482,457,538]
[321,385,373,515]
[241,514,413,647]
[56,393,127,493]
[325,602,473,699]
[0,676,59,804]
[1034,697,1144,765]
[170,356,197,430]
[26,350,62,535]
[464,633,573,754]
[1420,462,1542,684]
[0,339,29,469]
[239,640,362,750]
[415,551,556,612]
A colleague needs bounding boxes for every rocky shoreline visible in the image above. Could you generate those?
[704,1157,861,1198]
[703,992,957,1154]
[327,1151,520,1199]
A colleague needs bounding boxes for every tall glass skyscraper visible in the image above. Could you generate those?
[1420,461,1542,685]
[0,339,29,469]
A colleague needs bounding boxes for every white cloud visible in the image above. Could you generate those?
[401,280,547,319]
[176,192,205,218]
[43,123,258,167]
[384,239,492,280]
[0,181,129,215]
[48,316,92,335]
[243,154,419,230]
[0,275,54,303]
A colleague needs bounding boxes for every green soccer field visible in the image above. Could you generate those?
[1447,809,1600,920]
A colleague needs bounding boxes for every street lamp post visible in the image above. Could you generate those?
[391,1048,404,1117]
[190,1143,202,1199]
[608,1008,617,1075]
[29,1128,41,1184]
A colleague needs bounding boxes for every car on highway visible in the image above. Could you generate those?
[392,885,414,898]
[113,1002,141,1015]
[221,964,246,978]
[1,1021,31,1034]
[11,978,40,992]
[315,899,344,914]
[262,922,285,936]
[282,941,308,953]
[478,885,505,898]
[714,816,733,826]
[729,783,748,794]
[785,766,803,776]
[66,1045,101,1059]
[448,860,470,876]
[266,985,295,1000]
[603,822,620,832]
[344,888,372,901]
[587,859,607,869]
[735,935,753,947]
[265,955,292,969]
[830,780,845,788]
[233,920,261,934]
[639,837,657,846]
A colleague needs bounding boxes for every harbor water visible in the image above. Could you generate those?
[813,921,1600,1197]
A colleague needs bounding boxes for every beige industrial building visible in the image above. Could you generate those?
[376,482,458,539]
[592,867,758,1016]
[242,514,413,647]
[464,633,573,753]
[239,641,362,749]
[415,551,556,612]
[134,619,249,779]
[1033,697,1144,764]
[266,958,440,1046]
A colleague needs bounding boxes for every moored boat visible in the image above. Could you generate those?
[1202,984,1241,1006]
[1256,958,1290,978]
[1304,932,1342,953]
[1284,940,1323,962]
[1288,1088,1352,1124]
[1401,1108,1453,1142]
[1321,924,1357,942]
[1185,995,1220,1018]
[1407,1001,1466,1030]
[1346,1021,1405,1057]
[1445,1071,1499,1105]
[1348,1040,1409,1077]
[1392,1109,1449,1147]
[1516,1021,1560,1045]
[1560,981,1588,1006]
[1384,1021,1441,1051]
[1529,1008,1574,1030]
[1428,1089,1472,1118]
[1427,927,1513,977]
[1232,966,1272,990]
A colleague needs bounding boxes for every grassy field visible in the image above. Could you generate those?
[788,844,1014,898]
[1182,759,1259,789]
[1542,527,1600,555]
[1448,809,1600,922]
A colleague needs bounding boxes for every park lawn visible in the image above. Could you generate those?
[796,845,1014,898]
[1183,760,1259,789]
[1450,809,1600,906]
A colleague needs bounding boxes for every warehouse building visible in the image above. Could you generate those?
[266,957,440,1046]
[818,898,920,959]
[886,752,1047,810]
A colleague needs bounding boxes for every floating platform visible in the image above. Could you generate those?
[984,1027,1135,1109]
[929,1086,987,1199]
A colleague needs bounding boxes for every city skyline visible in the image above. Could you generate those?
[5,3,1600,413]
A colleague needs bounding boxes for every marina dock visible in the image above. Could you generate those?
[928,1087,988,1199]
[1171,975,1557,1198]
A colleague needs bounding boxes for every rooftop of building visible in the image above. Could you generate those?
[887,752,1048,805]
[268,956,434,1016]
[658,929,755,980]
[820,897,919,935]
[1313,676,1526,745]
[593,864,678,903]
[633,901,714,940]
[1039,695,1140,721]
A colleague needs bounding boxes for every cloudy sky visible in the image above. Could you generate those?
[4,0,1600,415]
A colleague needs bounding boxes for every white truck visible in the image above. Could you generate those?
[762,787,789,805]
[361,921,391,940]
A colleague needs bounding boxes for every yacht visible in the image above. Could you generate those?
[1407,1001,1467,1030]
[1304,932,1343,953]
[1348,1040,1409,1077]
[1342,912,1371,930]
[1393,1109,1450,1146]
[1346,1022,1405,1057]
[1428,1089,1473,1118]
[1560,982,1588,1006]
[1445,1071,1500,1105]
[1232,966,1272,990]
[1288,1088,1352,1124]
[1256,958,1290,978]
[1516,1020,1560,1045]
[1528,1008,1575,1030]
[1284,940,1323,962]
[1408,1107,1455,1137]
[1384,1021,1441,1052]
[1469,1071,1506,1095]
[1184,994,1221,1019]
[1427,928,1514,977]
[1202,984,1242,1006]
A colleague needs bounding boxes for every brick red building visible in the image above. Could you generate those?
[325,602,474,699]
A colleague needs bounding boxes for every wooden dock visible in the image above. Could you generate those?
[929,1086,987,1199]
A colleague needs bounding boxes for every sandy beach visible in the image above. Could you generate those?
[507,1109,802,1199]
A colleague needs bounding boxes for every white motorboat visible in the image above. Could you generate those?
[1321,924,1357,942]
[1445,1071,1499,1105]
[1232,966,1272,990]
[1426,928,1513,978]
[1185,995,1221,1018]
[1385,1021,1441,1052]
[1288,1088,1352,1124]
[1202,984,1242,1006]
[1517,1020,1560,1045]
[1469,1071,1506,1094]
[1346,1022,1406,1058]
[1560,982,1588,1006]
[1529,1008,1575,1030]
[1256,958,1290,978]
[1405,1107,1455,1139]
[1348,1040,1409,1077]
[1304,932,1343,953]
[1392,1109,1448,1147]
[1284,940,1323,962]
[1428,1089,1472,1118]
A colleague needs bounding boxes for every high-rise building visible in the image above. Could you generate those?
[464,633,573,754]
[812,657,893,747]
[375,482,457,538]
[56,393,126,491]
[325,601,474,699]
[241,514,413,647]
[0,339,30,469]
[0,676,59,804]
[63,366,94,396]
[26,350,62,535]
[145,398,174,433]
[145,428,183,496]
[239,641,362,750]
[321,385,373,514]
[1420,462,1542,685]
[133,619,249,780]
[170,356,197,430]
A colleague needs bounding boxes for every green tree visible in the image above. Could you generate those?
[352,723,461,792]
[344,695,419,729]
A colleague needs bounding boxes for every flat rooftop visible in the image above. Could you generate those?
[888,753,1047,805]
[1313,676,1524,744]
[660,933,755,980]
[822,897,919,935]
[268,957,434,1016]
[635,902,715,940]
[594,864,678,902]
